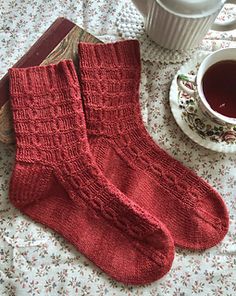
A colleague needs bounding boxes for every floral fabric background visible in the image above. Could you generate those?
[0,1,236,295]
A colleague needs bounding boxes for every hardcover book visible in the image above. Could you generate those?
[0,17,101,144]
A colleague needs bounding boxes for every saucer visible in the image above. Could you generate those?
[169,51,236,153]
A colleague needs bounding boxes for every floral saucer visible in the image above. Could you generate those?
[169,51,236,153]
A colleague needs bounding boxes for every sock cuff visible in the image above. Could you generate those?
[9,60,78,96]
[78,40,141,68]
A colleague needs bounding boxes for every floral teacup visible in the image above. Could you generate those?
[178,48,236,126]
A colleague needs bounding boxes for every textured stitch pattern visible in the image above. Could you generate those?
[78,40,229,250]
[9,60,175,285]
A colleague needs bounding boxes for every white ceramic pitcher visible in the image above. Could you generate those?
[131,0,236,50]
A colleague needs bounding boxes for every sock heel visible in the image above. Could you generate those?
[9,162,53,208]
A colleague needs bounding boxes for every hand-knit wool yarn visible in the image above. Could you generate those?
[8,60,174,285]
[78,40,229,250]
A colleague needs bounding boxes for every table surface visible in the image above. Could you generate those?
[0,1,236,295]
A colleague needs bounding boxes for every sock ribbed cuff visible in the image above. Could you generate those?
[78,40,143,137]
[9,60,78,96]
[9,60,86,163]
[78,40,141,68]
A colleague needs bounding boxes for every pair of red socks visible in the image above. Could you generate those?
[9,40,229,285]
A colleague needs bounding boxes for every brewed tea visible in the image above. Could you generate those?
[202,60,236,118]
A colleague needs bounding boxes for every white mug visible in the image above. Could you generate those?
[131,0,236,50]
[177,47,236,126]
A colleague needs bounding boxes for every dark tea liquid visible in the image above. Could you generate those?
[202,60,236,118]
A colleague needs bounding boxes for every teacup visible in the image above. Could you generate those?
[177,47,236,126]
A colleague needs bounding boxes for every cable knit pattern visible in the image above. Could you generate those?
[78,40,229,250]
[9,60,175,285]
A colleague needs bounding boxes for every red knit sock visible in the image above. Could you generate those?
[78,40,229,250]
[9,60,174,285]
